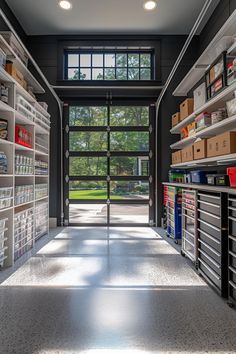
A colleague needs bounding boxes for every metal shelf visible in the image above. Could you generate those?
[171,114,236,149]
[173,10,236,96]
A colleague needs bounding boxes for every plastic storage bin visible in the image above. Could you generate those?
[227,168,236,188]
[190,170,208,184]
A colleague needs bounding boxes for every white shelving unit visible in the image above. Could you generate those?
[170,10,236,170]
[0,33,50,268]
[173,9,236,96]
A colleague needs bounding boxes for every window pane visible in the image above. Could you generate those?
[68,54,79,67]
[68,68,79,80]
[128,54,139,67]
[69,157,107,176]
[110,132,149,151]
[105,54,115,67]
[140,68,151,80]
[80,68,91,80]
[128,68,139,80]
[69,106,107,126]
[140,54,151,67]
[110,204,149,224]
[116,53,127,67]
[110,181,149,200]
[92,54,103,67]
[70,204,107,224]
[69,181,107,200]
[110,157,149,176]
[70,132,107,151]
[92,68,103,80]
[80,54,91,67]
[104,68,115,80]
[116,68,127,80]
[110,106,149,126]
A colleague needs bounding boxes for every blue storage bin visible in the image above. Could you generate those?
[190,170,207,184]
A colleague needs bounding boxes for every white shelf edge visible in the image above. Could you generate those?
[0,100,15,113]
[14,200,34,208]
[35,196,49,202]
[171,153,236,169]
[0,174,13,177]
[15,144,34,152]
[171,114,236,150]
[34,150,49,156]
[0,139,14,145]
[0,206,13,213]
[173,9,236,96]
[171,81,236,134]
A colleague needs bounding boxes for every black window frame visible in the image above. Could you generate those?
[57,38,161,86]
[64,49,155,81]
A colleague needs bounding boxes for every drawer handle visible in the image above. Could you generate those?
[229,280,236,290]
[197,228,221,245]
[198,209,220,220]
[182,212,195,221]
[229,265,236,275]
[198,239,221,257]
[198,219,220,232]
[199,249,221,269]
[183,229,195,238]
[229,235,236,242]
[229,216,236,222]
[229,198,236,202]
[228,206,236,212]
[184,238,194,247]
[198,258,221,280]
[198,193,220,200]
[229,250,236,258]
[198,200,220,208]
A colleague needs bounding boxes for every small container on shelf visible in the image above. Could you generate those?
[226,96,236,117]
[180,126,188,140]
[211,108,227,124]
[205,52,227,100]
[227,167,236,188]
[195,112,211,132]
[190,170,208,184]
[215,174,230,186]
[0,119,8,140]
[15,125,33,148]
[193,82,206,111]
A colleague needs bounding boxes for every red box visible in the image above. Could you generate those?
[227,168,236,188]
[15,125,32,148]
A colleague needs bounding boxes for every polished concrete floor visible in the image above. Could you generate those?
[0,227,236,354]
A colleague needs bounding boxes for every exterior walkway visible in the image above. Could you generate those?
[0,227,236,353]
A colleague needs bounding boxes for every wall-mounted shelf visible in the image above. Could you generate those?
[171,80,236,134]
[171,153,236,169]
[0,34,45,94]
[173,9,236,96]
[171,114,236,150]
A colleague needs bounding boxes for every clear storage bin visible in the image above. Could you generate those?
[0,187,13,199]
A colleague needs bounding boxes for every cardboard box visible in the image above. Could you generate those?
[172,112,180,127]
[180,98,194,121]
[181,145,194,162]
[207,131,236,157]
[5,63,24,86]
[172,151,182,164]
[194,139,207,160]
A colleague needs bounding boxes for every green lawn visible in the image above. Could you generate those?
[69,189,123,200]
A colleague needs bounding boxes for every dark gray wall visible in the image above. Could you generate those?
[0,0,26,42]
[26,34,198,224]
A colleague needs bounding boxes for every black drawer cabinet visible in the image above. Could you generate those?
[198,191,228,297]
[228,196,236,306]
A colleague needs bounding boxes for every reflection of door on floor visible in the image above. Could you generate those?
[64,103,155,226]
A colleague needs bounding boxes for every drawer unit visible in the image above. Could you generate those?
[228,195,236,306]
[197,191,228,297]
[166,186,182,242]
[182,189,197,263]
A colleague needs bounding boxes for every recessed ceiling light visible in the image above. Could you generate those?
[143,1,157,10]
[59,1,72,10]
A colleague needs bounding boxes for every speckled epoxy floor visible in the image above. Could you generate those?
[0,227,236,354]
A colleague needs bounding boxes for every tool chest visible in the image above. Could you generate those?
[166,186,182,242]
[181,189,197,263]
[197,191,228,297]
[228,194,236,306]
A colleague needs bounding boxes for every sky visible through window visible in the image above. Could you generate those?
[66,52,153,80]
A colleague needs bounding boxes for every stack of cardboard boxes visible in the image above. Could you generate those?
[172,131,236,164]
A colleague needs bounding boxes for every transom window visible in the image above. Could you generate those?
[65,50,153,81]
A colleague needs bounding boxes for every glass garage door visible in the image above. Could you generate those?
[64,102,155,226]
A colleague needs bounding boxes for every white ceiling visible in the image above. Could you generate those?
[5,0,219,36]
